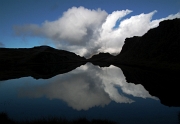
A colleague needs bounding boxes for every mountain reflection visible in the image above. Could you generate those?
[18,63,157,110]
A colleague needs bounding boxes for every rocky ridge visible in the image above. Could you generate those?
[111,18,180,71]
[0,45,85,66]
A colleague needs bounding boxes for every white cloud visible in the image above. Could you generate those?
[13,7,180,58]
[18,64,111,110]
[97,65,157,101]
[18,63,157,110]
[41,7,107,44]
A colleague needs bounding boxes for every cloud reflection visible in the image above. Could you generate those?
[18,63,157,110]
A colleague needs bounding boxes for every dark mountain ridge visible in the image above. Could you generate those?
[111,18,180,107]
[87,53,114,67]
[0,46,86,80]
[117,65,180,107]
[1,19,180,107]
[88,53,114,61]
[0,45,86,66]
[87,18,180,107]
[111,18,180,71]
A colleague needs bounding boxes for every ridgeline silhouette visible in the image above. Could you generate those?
[0,45,86,80]
[111,18,180,71]
[0,18,180,107]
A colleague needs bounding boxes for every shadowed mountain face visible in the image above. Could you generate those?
[0,63,86,81]
[117,65,180,107]
[86,19,180,107]
[88,53,114,67]
[0,46,86,80]
[0,45,86,66]
[0,19,180,107]
[111,18,180,71]
[88,53,114,61]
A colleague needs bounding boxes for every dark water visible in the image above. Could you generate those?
[0,63,180,124]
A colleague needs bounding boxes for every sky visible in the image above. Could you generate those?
[0,0,180,58]
[17,63,156,110]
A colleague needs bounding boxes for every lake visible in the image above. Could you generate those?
[0,63,180,124]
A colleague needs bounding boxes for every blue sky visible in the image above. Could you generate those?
[0,0,180,57]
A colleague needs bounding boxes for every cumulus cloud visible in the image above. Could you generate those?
[97,65,157,101]
[18,63,156,110]
[18,64,111,110]
[13,7,180,57]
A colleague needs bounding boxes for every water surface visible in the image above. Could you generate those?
[0,63,179,124]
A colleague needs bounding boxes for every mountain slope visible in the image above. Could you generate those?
[112,18,180,70]
[0,45,86,66]
[118,65,180,107]
[87,53,114,67]
[0,46,86,80]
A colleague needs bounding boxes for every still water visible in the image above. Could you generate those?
[0,63,180,124]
